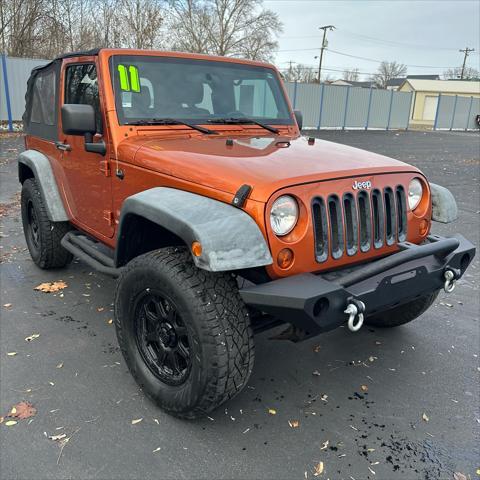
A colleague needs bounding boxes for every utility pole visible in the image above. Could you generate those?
[316,25,335,83]
[459,47,475,79]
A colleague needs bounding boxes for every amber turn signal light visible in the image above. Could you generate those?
[277,248,294,269]
[191,241,202,257]
[419,219,429,236]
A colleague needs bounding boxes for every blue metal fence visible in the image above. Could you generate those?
[285,82,412,130]
[433,93,480,131]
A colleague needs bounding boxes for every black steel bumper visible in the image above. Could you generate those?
[240,234,476,338]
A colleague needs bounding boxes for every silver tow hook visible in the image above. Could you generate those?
[443,269,458,293]
[345,300,366,332]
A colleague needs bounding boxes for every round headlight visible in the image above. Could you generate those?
[408,178,423,211]
[270,195,298,236]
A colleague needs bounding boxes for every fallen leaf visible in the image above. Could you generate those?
[48,433,67,441]
[8,401,37,419]
[0,417,3,424]
[7,352,17,356]
[49,381,55,386]
[361,385,368,392]
[131,418,143,425]
[313,345,321,353]
[25,334,40,342]
[312,370,321,376]
[152,447,161,453]
[288,420,299,428]
[313,461,324,476]
[368,466,376,475]
[97,307,104,312]
[320,394,328,402]
[5,420,17,427]
[107,319,113,325]
[320,440,329,450]
[3,303,12,308]
[56,363,63,369]
[153,418,159,425]
[476,468,480,475]
[422,412,429,422]
[268,408,277,415]
[34,281,67,293]
[453,473,467,480]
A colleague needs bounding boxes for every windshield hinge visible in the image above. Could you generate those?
[232,184,252,208]
[99,160,111,177]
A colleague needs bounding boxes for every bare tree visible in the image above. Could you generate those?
[169,0,282,61]
[343,68,359,82]
[443,66,480,80]
[283,64,317,83]
[120,0,165,49]
[371,61,407,89]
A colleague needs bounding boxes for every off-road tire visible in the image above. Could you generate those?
[365,291,439,328]
[21,178,72,269]
[114,247,255,419]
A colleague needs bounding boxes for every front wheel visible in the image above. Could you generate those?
[114,247,255,419]
[365,291,439,328]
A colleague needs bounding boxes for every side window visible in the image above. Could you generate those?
[65,64,102,133]
[31,69,56,125]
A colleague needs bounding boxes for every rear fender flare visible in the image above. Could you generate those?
[18,150,69,222]
[115,187,273,271]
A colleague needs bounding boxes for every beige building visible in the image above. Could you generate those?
[399,79,480,125]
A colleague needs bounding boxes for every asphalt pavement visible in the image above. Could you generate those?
[0,130,479,480]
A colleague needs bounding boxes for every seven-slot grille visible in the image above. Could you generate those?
[312,186,407,262]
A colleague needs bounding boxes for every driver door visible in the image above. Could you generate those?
[58,60,114,238]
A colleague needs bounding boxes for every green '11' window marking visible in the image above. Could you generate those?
[117,65,130,91]
[117,64,141,92]
[129,66,140,92]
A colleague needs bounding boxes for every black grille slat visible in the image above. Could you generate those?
[371,189,384,249]
[384,187,396,246]
[395,186,407,241]
[357,191,372,252]
[343,193,358,256]
[327,195,344,259]
[312,197,328,262]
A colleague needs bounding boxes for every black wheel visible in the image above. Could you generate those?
[114,247,255,419]
[21,178,72,269]
[365,292,439,328]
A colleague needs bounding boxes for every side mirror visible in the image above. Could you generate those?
[62,104,96,136]
[294,110,303,130]
[61,104,105,155]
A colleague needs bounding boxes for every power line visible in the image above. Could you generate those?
[276,46,461,69]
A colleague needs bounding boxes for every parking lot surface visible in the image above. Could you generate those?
[0,130,479,480]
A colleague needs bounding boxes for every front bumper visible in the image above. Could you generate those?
[240,234,475,338]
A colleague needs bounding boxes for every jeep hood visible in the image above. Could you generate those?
[118,134,420,202]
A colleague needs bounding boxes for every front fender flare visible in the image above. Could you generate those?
[116,187,273,271]
[18,150,69,222]
[429,183,458,223]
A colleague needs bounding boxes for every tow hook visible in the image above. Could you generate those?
[345,299,366,332]
[444,268,460,293]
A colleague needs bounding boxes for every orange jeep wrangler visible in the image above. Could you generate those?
[19,48,475,418]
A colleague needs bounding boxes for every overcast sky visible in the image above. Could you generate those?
[266,0,480,80]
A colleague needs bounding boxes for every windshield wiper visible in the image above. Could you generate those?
[207,117,280,134]
[125,118,217,135]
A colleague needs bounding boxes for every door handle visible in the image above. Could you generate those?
[55,141,71,152]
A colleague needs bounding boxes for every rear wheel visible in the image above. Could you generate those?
[21,178,72,269]
[114,247,255,419]
[365,291,439,328]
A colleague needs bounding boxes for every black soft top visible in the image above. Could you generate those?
[31,48,102,73]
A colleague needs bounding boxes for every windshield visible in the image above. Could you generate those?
[110,55,292,126]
